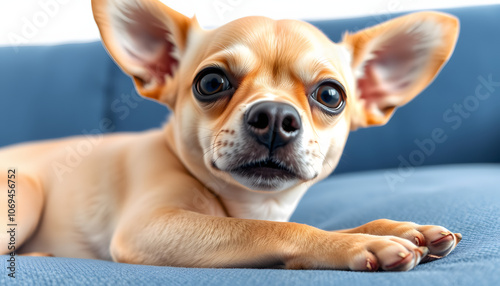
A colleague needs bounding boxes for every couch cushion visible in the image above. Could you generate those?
[2,164,498,285]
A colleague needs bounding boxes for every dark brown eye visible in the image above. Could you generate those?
[315,84,344,109]
[197,72,229,96]
[193,67,234,103]
[310,81,346,115]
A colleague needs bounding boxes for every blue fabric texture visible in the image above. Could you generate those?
[0,3,499,286]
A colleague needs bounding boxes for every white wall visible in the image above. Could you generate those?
[1,0,499,48]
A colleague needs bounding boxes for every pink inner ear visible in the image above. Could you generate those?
[122,27,178,85]
[357,33,427,108]
[114,4,179,85]
[357,62,387,102]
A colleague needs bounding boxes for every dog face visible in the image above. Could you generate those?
[185,18,353,191]
[92,0,458,192]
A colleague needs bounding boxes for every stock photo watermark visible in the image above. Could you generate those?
[7,0,71,53]
[353,0,414,39]
[6,168,17,279]
[212,0,244,21]
[50,90,145,181]
[385,74,500,190]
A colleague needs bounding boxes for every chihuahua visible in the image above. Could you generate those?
[0,0,461,271]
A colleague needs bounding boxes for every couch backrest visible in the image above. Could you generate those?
[1,5,499,174]
[0,42,168,147]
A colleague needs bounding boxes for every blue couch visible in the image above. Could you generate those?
[1,5,499,286]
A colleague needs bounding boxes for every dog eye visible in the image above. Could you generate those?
[196,70,230,96]
[312,82,346,112]
[315,85,343,109]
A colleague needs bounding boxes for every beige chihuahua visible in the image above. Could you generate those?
[0,0,461,271]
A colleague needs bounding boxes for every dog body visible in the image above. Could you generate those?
[1,0,461,271]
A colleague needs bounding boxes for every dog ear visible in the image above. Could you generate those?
[92,0,196,104]
[343,12,459,129]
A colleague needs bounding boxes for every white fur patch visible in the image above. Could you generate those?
[223,44,257,78]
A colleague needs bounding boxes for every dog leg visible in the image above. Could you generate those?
[336,219,461,262]
[110,209,428,271]
[0,172,44,255]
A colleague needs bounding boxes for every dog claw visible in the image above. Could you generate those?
[455,233,462,243]
[415,246,429,257]
[365,258,377,271]
[421,253,442,263]
[414,237,426,246]
[398,252,408,258]
[431,233,453,245]
[428,254,443,259]
[385,252,413,270]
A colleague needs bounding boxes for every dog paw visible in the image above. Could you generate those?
[347,235,428,271]
[352,219,462,263]
[413,225,462,263]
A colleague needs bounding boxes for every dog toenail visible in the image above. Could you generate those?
[421,254,442,263]
[455,233,462,243]
[366,259,377,271]
[431,234,453,245]
[386,253,412,269]
[415,246,428,257]
[415,237,421,246]
[427,254,443,259]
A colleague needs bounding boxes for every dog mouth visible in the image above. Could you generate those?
[229,158,298,181]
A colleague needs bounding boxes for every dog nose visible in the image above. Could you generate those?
[245,101,301,152]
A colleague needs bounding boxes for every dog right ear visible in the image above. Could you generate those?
[92,0,196,105]
[342,12,459,129]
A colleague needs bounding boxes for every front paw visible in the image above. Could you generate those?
[349,219,462,263]
[346,234,429,271]
[285,233,428,271]
[413,225,462,262]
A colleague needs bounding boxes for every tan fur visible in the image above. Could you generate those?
[0,0,460,271]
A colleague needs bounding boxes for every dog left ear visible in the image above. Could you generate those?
[92,0,196,104]
[343,12,459,129]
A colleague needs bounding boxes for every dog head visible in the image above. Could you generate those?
[93,0,458,193]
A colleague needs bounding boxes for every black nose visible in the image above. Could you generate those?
[245,101,301,152]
